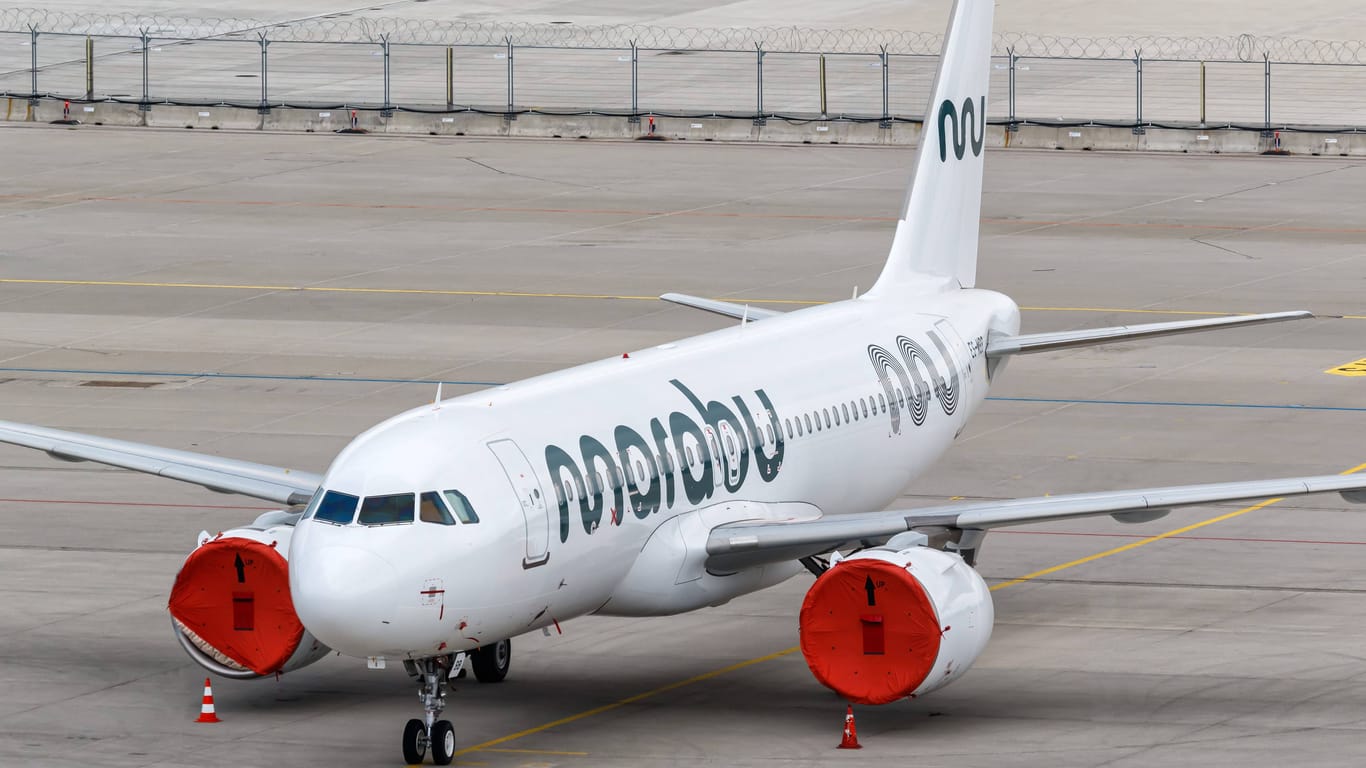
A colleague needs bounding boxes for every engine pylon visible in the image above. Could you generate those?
[837,704,861,749]
[195,677,221,723]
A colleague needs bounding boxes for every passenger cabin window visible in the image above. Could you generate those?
[878,393,886,412]
[314,491,360,525]
[443,490,480,523]
[844,402,853,422]
[420,491,457,525]
[359,493,415,526]
[803,413,812,433]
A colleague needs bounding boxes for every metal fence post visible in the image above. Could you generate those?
[85,36,94,101]
[27,25,38,106]
[1133,50,1145,135]
[445,47,453,109]
[1007,47,1018,131]
[818,53,827,118]
[505,36,515,121]
[380,35,393,117]
[629,41,639,124]
[257,33,270,115]
[1199,61,1206,126]
[1263,53,1272,134]
[753,43,765,126]
[879,45,890,128]
[139,28,151,111]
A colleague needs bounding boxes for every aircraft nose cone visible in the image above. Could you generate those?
[292,545,400,655]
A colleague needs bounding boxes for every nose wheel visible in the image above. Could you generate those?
[402,654,460,765]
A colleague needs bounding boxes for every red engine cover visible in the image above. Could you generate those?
[799,558,943,705]
[168,538,303,676]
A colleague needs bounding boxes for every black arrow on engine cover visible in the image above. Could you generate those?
[865,575,876,606]
[234,553,246,584]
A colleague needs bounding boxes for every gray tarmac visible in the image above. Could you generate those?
[1,125,1365,768]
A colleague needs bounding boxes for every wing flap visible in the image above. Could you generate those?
[706,473,1366,572]
[0,420,320,505]
[986,311,1312,357]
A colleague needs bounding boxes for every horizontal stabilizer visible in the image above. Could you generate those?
[986,311,1312,357]
[705,471,1366,572]
[660,293,783,323]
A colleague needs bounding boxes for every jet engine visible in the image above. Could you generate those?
[168,510,330,679]
[799,543,993,704]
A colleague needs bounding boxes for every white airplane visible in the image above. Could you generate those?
[4,0,1364,764]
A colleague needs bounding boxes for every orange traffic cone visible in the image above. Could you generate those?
[195,677,221,723]
[837,704,861,749]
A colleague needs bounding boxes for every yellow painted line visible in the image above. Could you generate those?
[479,748,590,756]
[450,646,800,757]
[988,497,1283,591]
[3,278,1351,319]
[991,460,1366,591]
[0,277,825,306]
[1326,358,1366,377]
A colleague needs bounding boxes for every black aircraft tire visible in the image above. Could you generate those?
[431,720,456,765]
[401,718,427,765]
[471,638,511,683]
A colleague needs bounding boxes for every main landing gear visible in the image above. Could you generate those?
[400,639,512,765]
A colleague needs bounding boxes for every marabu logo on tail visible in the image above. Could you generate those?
[937,97,986,162]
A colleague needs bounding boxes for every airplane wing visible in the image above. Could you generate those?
[660,293,783,323]
[705,473,1366,572]
[0,419,320,506]
[986,311,1311,357]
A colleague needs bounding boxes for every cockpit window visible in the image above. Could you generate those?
[301,491,323,519]
[313,491,360,525]
[419,491,456,525]
[442,490,480,524]
[358,493,415,526]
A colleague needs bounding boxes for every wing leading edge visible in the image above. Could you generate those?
[706,473,1366,572]
[0,420,320,505]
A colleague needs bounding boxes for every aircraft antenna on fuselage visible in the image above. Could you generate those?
[864,0,994,297]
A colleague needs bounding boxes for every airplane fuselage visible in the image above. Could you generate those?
[289,288,1020,659]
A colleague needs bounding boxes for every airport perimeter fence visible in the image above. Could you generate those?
[4,8,1366,131]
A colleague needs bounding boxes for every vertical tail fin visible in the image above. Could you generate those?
[865,0,994,296]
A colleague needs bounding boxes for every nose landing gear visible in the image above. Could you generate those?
[399,639,513,764]
[402,654,461,765]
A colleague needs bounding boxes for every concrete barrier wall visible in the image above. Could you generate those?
[7,96,1365,156]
